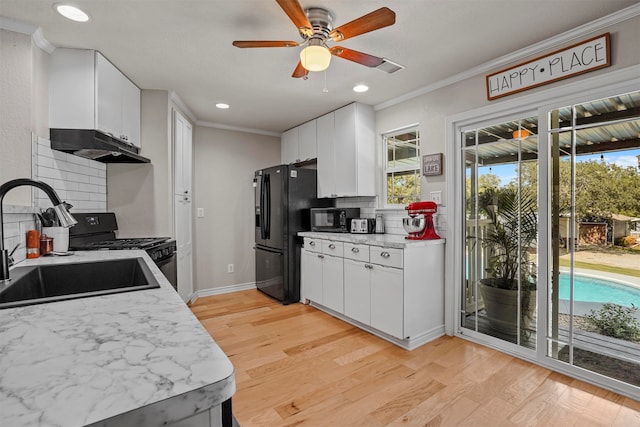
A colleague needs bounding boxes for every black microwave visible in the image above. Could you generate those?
[310,207,360,233]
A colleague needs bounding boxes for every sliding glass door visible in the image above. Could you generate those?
[544,91,640,387]
[462,115,539,350]
[458,89,640,392]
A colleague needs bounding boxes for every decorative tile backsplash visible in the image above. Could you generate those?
[34,137,107,212]
[1,137,107,264]
[336,197,447,237]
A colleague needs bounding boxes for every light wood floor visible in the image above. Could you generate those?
[190,290,639,426]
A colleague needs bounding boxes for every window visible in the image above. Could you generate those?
[384,127,421,205]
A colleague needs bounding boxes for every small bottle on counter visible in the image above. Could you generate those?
[40,234,54,256]
[26,230,40,258]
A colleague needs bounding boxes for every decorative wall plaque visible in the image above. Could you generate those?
[486,33,610,100]
[422,153,443,176]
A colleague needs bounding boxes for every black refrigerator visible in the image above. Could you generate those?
[254,164,326,304]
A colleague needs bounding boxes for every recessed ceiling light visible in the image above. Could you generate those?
[216,103,230,109]
[353,84,369,93]
[54,4,90,22]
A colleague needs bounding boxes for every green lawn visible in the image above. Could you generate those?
[558,258,640,278]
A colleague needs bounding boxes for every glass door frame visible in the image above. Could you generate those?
[446,65,640,399]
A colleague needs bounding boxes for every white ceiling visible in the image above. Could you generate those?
[0,0,637,135]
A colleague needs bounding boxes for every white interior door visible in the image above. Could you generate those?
[174,109,194,301]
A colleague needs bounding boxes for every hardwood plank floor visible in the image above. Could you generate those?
[190,290,639,426]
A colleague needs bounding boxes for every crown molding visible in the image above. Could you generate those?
[375,3,640,111]
[196,120,281,138]
[0,17,55,53]
[169,91,197,123]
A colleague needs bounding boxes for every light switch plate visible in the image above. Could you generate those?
[430,191,443,205]
[197,208,205,218]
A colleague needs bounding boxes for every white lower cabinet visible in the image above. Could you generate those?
[370,264,404,339]
[322,255,344,313]
[301,249,323,304]
[301,240,343,313]
[301,236,445,350]
[343,259,370,325]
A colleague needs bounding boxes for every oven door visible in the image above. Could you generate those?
[156,253,177,291]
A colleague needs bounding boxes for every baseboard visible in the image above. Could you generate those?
[189,282,257,304]
[309,301,445,351]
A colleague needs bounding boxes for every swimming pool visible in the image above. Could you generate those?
[559,274,640,307]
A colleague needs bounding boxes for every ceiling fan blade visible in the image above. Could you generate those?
[330,46,384,67]
[232,40,299,48]
[329,7,396,41]
[292,61,309,79]
[276,0,314,37]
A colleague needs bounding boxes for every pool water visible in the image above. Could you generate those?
[559,274,640,307]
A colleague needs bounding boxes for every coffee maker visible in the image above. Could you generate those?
[402,201,440,240]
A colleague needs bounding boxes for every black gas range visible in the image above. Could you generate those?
[68,212,177,289]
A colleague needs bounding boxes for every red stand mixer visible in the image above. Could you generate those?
[403,201,440,240]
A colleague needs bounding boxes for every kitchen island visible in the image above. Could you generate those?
[0,250,235,427]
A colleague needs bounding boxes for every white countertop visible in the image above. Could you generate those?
[0,250,235,427]
[298,231,445,248]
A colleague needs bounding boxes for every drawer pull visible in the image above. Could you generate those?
[351,247,359,253]
[380,252,391,258]
[328,243,336,249]
[309,241,315,246]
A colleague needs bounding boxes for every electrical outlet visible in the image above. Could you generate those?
[197,208,205,218]
[227,264,234,273]
[430,191,443,205]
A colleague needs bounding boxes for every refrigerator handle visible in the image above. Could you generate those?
[265,173,271,239]
[260,173,267,240]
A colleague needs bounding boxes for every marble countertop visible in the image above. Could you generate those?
[298,231,445,248]
[0,250,235,427]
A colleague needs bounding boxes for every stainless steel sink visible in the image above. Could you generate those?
[0,258,160,309]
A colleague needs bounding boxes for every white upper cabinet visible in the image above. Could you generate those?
[281,127,299,165]
[50,48,141,147]
[281,119,317,164]
[316,112,335,198]
[317,102,376,198]
[298,119,317,161]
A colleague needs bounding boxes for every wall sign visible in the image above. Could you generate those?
[486,33,610,100]
[422,153,443,176]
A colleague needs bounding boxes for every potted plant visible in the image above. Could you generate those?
[477,186,538,337]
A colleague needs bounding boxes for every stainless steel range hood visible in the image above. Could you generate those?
[50,129,151,163]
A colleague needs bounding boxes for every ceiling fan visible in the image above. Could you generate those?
[232,0,401,79]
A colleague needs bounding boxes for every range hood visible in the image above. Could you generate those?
[50,129,151,164]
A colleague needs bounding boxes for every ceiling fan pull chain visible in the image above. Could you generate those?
[322,70,329,93]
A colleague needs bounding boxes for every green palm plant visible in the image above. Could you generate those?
[479,186,538,290]
[476,185,538,337]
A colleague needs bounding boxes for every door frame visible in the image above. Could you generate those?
[444,64,640,399]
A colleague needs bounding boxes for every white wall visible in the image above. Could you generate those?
[108,90,172,238]
[0,29,32,206]
[193,126,280,292]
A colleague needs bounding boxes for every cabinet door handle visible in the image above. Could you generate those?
[380,252,390,258]
[318,254,324,259]
[365,264,373,269]
[351,247,359,253]
[328,243,335,249]
[309,241,315,246]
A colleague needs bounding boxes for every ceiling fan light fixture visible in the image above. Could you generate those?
[300,44,331,72]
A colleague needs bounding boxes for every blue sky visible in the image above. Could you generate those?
[480,148,640,185]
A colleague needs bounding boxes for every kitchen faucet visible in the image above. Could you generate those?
[0,178,78,283]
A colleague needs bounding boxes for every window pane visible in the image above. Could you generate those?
[385,128,421,205]
[387,170,420,205]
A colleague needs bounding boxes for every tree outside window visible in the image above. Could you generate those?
[385,128,420,205]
